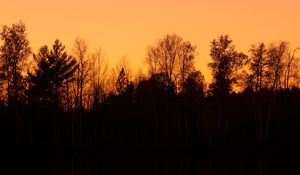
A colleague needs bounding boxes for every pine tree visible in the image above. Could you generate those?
[27,40,78,108]
[116,68,129,95]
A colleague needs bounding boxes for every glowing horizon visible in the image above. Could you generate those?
[1,0,300,82]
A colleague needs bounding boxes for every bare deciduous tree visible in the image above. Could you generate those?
[177,42,196,92]
[146,34,196,92]
[73,38,94,110]
[284,47,300,89]
[266,41,288,91]
[90,48,109,107]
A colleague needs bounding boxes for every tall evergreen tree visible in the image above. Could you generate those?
[116,68,129,96]
[27,40,78,108]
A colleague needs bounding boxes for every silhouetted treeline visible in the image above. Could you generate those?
[1,22,300,151]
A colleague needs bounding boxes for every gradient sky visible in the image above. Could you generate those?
[1,0,300,81]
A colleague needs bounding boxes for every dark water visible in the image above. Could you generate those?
[1,151,298,175]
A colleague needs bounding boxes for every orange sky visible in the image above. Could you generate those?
[1,0,300,81]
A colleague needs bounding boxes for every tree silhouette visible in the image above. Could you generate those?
[284,48,300,88]
[136,72,176,100]
[27,40,78,108]
[90,48,109,109]
[266,41,288,91]
[0,67,6,103]
[208,35,247,96]
[146,34,196,91]
[246,43,269,92]
[73,38,94,110]
[116,68,129,96]
[0,22,31,107]
[182,71,206,99]
[27,46,51,106]
[178,42,196,92]
[1,21,300,152]
[177,71,206,145]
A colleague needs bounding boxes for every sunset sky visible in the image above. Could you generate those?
[1,0,300,81]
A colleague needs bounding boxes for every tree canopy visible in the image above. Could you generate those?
[146,34,197,92]
[27,40,78,108]
[0,22,31,106]
[208,35,247,96]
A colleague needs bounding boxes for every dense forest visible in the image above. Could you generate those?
[1,22,300,152]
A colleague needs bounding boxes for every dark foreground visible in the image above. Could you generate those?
[1,88,300,174]
[1,148,299,175]
[2,143,300,175]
